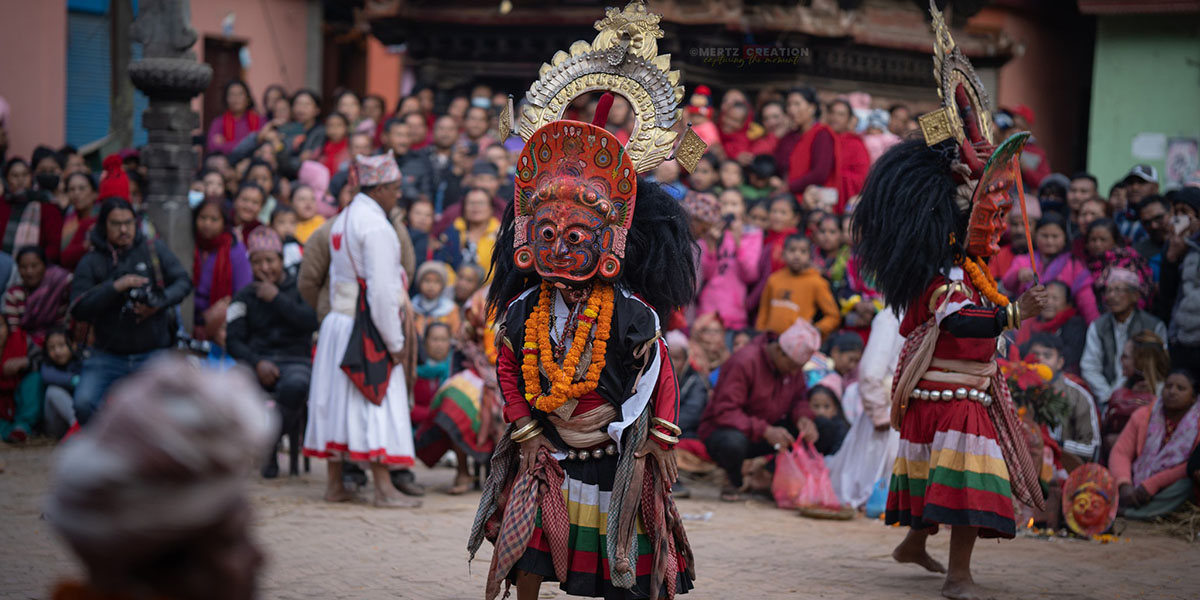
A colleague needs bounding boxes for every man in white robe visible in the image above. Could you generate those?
[303,151,420,508]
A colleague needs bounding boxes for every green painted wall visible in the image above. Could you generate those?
[1087,15,1200,193]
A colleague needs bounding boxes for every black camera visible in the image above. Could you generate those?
[121,284,165,320]
[126,285,164,307]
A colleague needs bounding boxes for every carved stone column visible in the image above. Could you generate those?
[128,0,212,333]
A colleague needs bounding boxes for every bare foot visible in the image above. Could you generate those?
[942,576,994,600]
[324,484,355,503]
[893,543,947,573]
[373,491,422,508]
[447,473,473,495]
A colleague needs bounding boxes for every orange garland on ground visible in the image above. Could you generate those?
[521,282,615,413]
[959,255,1009,307]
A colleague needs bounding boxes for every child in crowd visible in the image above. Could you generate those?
[812,212,850,291]
[1004,213,1099,321]
[1025,333,1101,470]
[697,188,761,331]
[760,194,801,274]
[290,184,325,244]
[717,159,744,195]
[755,234,840,336]
[40,327,80,439]
[411,321,455,428]
[809,379,850,456]
[687,153,720,194]
[412,261,461,336]
[271,206,303,277]
[804,332,865,416]
[742,155,778,205]
[746,200,769,231]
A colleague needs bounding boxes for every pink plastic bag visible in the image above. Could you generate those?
[772,444,807,509]
[795,441,841,510]
[772,441,841,510]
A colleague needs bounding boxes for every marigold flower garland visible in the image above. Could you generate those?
[521,281,615,413]
[960,255,1009,307]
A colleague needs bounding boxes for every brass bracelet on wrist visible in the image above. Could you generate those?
[1014,302,1022,325]
[1005,304,1016,330]
[510,421,539,442]
[513,426,543,444]
[649,428,679,446]
[651,417,682,436]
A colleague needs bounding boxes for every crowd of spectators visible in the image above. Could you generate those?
[1,78,1197,524]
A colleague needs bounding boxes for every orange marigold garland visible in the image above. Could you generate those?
[521,281,615,413]
[959,255,1009,307]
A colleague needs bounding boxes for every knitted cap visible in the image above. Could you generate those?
[97,154,130,201]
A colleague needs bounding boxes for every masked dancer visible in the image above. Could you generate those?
[852,3,1049,599]
[467,2,708,599]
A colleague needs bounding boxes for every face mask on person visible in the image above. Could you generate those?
[35,173,60,192]
[188,189,205,208]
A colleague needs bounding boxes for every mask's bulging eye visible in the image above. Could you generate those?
[567,231,583,244]
[540,226,555,241]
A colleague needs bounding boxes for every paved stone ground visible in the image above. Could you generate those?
[2,441,1199,600]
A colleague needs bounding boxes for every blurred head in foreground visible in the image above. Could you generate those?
[46,356,276,600]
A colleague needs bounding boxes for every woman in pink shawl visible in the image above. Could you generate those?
[1109,369,1200,520]
[1,246,71,346]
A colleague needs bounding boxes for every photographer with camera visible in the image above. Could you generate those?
[69,198,192,424]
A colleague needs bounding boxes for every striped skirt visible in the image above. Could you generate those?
[413,370,494,468]
[511,452,694,599]
[886,395,1016,539]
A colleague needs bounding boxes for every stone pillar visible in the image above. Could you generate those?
[128,0,212,334]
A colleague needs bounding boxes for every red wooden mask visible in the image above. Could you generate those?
[965,132,1028,257]
[513,121,636,284]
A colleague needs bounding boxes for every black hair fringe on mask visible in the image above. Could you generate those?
[851,138,967,316]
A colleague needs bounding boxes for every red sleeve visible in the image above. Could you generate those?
[1108,407,1144,487]
[787,129,835,195]
[704,356,769,442]
[498,343,531,423]
[651,338,679,448]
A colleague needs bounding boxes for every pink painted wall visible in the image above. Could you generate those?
[190,0,310,107]
[366,36,404,114]
[0,0,67,161]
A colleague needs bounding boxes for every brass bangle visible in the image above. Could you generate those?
[510,421,539,442]
[1015,302,1022,325]
[651,417,682,436]
[649,428,679,446]
[1005,304,1016,330]
[513,427,544,444]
